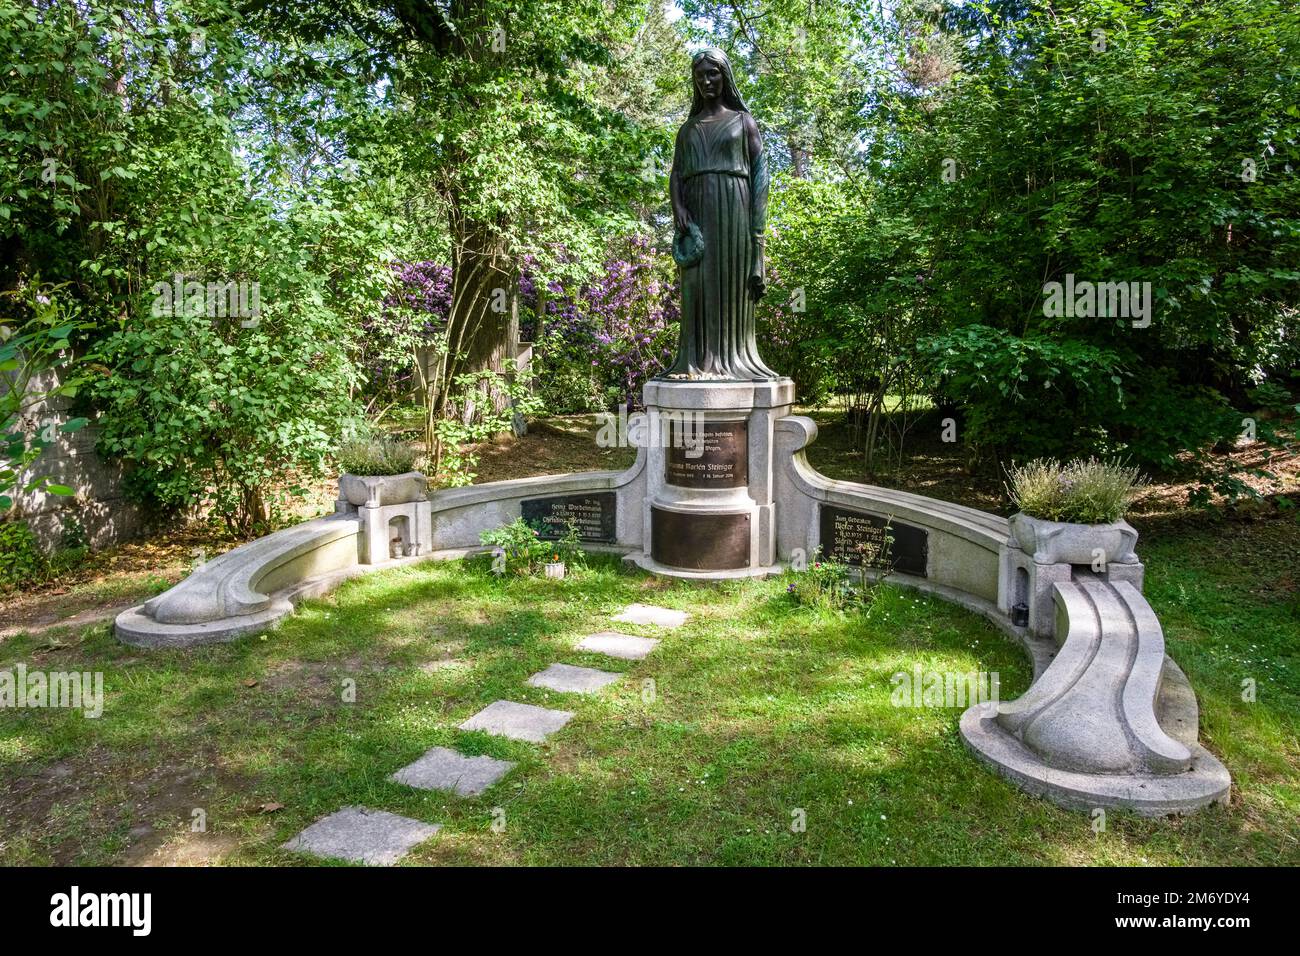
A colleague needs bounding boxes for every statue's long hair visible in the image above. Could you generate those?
[688,47,750,116]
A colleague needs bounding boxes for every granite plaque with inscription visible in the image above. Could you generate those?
[818,505,927,576]
[522,492,616,544]
[664,420,748,488]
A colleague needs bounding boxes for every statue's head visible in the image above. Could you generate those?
[690,48,748,116]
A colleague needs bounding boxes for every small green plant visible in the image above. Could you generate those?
[0,520,47,591]
[478,517,589,576]
[46,516,90,575]
[479,517,552,576]
[337,435,418,476]
[784,550,878,611]
[58,516,89,551]
[143,573,174,594]
[1006,457,1144,524]
[549,519,587,570]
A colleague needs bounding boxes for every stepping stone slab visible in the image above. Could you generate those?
[389,746,516,797]
[576,631,660,661]
[612,604,688,628]
[459,700,574,743]
[281,806,440,866]
[527,662,622,694]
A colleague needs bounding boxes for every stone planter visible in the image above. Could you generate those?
[338,472,428,509]
[544,561,566,580]
[1010,512,1138,566]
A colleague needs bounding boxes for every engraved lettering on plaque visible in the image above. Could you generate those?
[665,420,748,488]
[522,492,616,543]
[817,505,927,576]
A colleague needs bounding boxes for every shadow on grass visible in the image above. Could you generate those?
[0,548,1295,866]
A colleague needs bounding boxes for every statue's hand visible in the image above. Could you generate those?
[748,274,767,301]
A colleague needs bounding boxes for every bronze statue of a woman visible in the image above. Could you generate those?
[665,48,780,381]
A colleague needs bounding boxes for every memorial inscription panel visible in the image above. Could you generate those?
[818,505,928,576]
[521,492,616,543]
[664,420,748,489]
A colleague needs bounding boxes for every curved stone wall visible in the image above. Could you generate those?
[111,414,1230,815]
[427,448,646,551]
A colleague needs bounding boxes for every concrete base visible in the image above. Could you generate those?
[961,703,1231,816]
[623,552,784,581]
[960,571,1232,815]
[999,538,1146,639]
[115,548,436,649]
[633,377,794,578]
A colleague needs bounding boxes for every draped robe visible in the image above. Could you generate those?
[666,108,778,380]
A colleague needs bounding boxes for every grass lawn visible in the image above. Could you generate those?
[1,535,1296,865]
[2,408,1296,865]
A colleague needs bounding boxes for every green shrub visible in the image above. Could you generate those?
[1247,381,1297,416]
[1,283,90,513]
[479,518,552,576]
[432,366,544,487]
[0,521,46,591]
[337,436,418,476]
[783,551,880,611]
[532,359,606,416]
[86,253,362,539]
[1006,458,1144,524]
[478,516,586,576]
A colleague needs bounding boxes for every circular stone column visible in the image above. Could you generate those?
[625,377,795,580]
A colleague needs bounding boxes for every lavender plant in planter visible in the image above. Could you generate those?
[1006,458,1144,566]
[338,471,428,508]
[336,436,426,507]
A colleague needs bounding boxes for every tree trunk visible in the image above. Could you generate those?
[431,214,518,422]
[788,141,811,179]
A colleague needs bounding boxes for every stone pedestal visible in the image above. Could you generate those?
[625,377,794,579]
[999,539,1145,639]
[336,472,433,564]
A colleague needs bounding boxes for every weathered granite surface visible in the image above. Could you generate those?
[281,807,440,866]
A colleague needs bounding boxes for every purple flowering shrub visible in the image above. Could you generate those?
[526,237,678,413]
[360,260,452,403]
[363,243,677,415]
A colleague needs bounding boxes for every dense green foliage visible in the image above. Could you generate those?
[1,0,675,525]
[86,274,359,535]
[747,0,1299,481]
[0,519,43,589]
[0,283,89,512]
[1,0,1295,535]
[908,0,1298,472]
